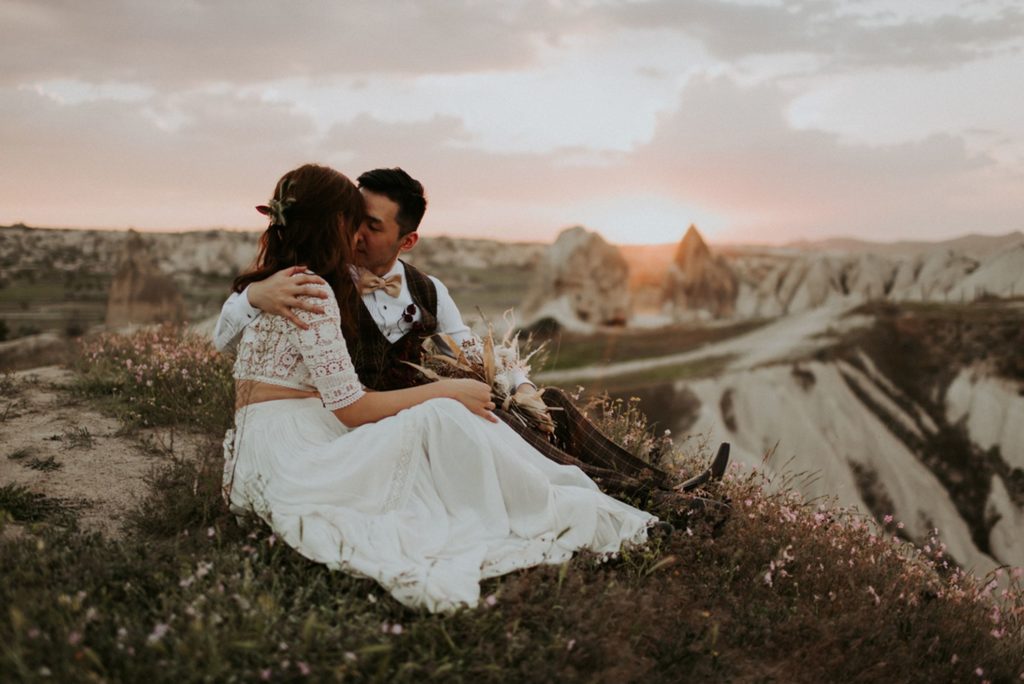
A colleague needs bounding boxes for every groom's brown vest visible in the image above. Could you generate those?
[348,260,439,391]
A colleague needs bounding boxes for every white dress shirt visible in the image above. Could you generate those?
[213,261,532,388]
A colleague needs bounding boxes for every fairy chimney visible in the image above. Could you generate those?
[663,225,738,318]
[105,231,185,328]
[521,226,631,329]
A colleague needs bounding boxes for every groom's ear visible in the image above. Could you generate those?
[399,232,419,253]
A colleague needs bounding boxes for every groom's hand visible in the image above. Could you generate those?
[248,266,328,330]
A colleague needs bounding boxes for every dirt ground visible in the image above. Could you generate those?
[0,366,208,539]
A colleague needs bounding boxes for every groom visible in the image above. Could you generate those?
[214,168,727,510]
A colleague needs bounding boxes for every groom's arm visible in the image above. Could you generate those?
[212,290,260,353]
[213,267,328,353]
[429,276,535,390]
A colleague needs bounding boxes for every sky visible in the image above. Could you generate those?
[1,0,1022,245]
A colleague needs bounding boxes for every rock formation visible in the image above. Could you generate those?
[105,231,185,329]
[663,225,739,319]
[521,226,630,330]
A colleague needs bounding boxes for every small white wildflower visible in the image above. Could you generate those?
[146,622,170,644]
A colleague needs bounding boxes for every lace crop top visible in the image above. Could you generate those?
[232,280,365,411]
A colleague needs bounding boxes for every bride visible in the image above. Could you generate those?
[224,163,657,612]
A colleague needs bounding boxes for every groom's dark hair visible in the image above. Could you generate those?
[357,168,427,237]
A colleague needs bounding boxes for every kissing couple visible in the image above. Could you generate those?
[215,164,728,612]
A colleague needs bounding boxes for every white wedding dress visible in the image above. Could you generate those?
[224,281,656,612]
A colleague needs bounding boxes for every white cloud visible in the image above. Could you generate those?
[0,0,564,87]
[628,77,1022,241]
[0,85,320,229]
[0,1,1021,243]
[611,0,1024,70]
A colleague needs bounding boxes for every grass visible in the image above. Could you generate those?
[3,442,1022,682]
[0,398,27,423]
[579,353,737,392]
[0,371,18,394]
[0,323,1022,681]
[844,300,1024,389]
[546,355,735,434]
[24,456,62,472]
[0,484,81,527]
[8,446,34,461]
[0,372,27,422]
[537,319,766,372]
[72,325,235,435]
[62,426,94,449]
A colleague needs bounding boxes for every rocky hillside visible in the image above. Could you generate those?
[0,224,544,340]
[520,226,631,331]
[730,244,1024,318]
[663,225,739,320]
[628,228,1024,321]
[587,300,1024,580]
[5,224,1022,340]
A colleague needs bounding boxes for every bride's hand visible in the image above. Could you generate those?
[437,379,499,423]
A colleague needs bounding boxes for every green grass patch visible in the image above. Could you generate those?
[539,320,766,372]
[556,354,736,394]
[0,281,66,305]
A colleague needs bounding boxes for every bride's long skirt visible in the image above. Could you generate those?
[225,397,656,612]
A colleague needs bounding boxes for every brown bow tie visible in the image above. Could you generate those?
[357,270,403,297]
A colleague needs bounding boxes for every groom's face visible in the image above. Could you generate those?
[356,189,418,275]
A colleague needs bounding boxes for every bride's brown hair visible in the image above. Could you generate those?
[233,163,363,341]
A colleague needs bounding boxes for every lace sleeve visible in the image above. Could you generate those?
[291,283,365,411]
